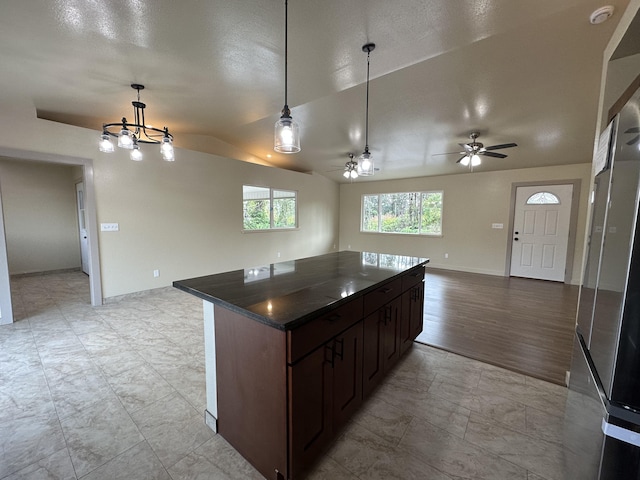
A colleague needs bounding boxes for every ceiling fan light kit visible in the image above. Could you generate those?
[99,84,175,162]
[343,154,359,179]
[274,0,301,154]
[445,132,518,169]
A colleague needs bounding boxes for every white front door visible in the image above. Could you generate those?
[76,181,89,275]
[510,184,573,282]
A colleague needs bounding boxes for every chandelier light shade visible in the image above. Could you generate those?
[99,84,175,161]
[357,43,376,176]
[274,0,300,154]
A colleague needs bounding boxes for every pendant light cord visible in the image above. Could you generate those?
[364,48,370,149]
[283,0,289,112]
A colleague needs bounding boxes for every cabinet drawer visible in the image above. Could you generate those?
[363,277,402,317]
[288,299,363,364]
[401,267,425,291]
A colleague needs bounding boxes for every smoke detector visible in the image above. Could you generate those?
[590,6,614,24]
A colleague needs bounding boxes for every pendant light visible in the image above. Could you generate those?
[357,43,376,176]
[274,0,300,153]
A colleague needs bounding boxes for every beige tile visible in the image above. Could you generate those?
[168,435,263,480]
[48,368,117,420]
[351,396,414,445]
[3,447,76,480]
[106,363,176,414]
[0,413,66,478]
[131,392,213,469]
[81,441,170,480]
[399,416,528,480]
[60,396,144,478]
[305,455,360,479]
[464,413,565,480]
[327,422,396,477]
[364,448,455,479]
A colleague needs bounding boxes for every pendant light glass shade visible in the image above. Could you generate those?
[99,133,115,153]
[118,128,134,149]
[357,148,374,176]
[274,0,300,153]
[130,141,143,161]
[274,112,300,153]
[470,154,481,166]
[161,135,175,161]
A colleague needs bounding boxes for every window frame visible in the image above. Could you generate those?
[360,190,443,236]
[242,185,298,232]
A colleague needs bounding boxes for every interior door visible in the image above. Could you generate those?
[510,184,573,282]
[76,181,89,275]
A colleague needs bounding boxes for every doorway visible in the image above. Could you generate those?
[0,147,102,323]
[506,181,581,283]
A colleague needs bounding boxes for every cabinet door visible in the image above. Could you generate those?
[382,297,401,371]
[363,298,401,397]
[410,282,424,340]
[332,321,363,430]
[363,308,385,397]
[400,283,424,354]
[288,345,333,478]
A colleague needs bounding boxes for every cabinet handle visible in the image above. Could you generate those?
[410,272,421,277]
[411,288,419,301]
[325,314,341,322]
[381,287,393,294]
[324,344,335,368]
[334,338,344,361]
[383,305,392,325]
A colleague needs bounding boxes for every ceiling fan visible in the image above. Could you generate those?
[436,132,518,167]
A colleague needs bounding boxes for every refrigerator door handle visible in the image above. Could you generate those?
[602,418,640,447]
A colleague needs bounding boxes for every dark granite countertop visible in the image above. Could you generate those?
[173,251,429,331]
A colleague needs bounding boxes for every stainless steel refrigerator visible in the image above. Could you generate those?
[564,85,640,478]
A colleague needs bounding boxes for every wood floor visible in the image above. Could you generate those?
[416,268,579,385]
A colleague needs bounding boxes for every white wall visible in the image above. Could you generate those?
[339,163,592,284]
[0,100,340,299]
[0,159,80,275]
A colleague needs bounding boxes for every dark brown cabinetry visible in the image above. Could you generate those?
[207,264,425,480]
[288,321,363,477]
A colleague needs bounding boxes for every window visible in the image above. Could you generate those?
[526,192,560,205]
[243,185,297,230]
[362,191,443,235]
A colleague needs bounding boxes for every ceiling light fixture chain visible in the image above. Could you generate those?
[357,42,376,176]
[274,0,300,153]
[99,84,175,162]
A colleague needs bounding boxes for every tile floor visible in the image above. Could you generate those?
[1,271,570,479]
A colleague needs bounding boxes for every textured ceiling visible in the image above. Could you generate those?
[0,0,632,182]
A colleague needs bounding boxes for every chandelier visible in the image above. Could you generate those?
[98,84,175,162]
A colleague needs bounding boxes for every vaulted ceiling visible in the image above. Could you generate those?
[0,0,630,181]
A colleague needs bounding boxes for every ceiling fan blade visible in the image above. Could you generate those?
[484,143,517,150]
[482,151,508,158]
[459,143,473,152]
[432,151,466,156]
[626,135,640,146]
[625,127,640,134]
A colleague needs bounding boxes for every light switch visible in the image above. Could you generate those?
[491,223,504,229]
[101,223,119,232]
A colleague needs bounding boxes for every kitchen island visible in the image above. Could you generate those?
[173,251,428,480]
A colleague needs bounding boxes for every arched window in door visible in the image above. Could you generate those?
[526,191,560,205]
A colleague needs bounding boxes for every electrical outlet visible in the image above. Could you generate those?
[277,252,281,258]
[444,253,449,259]
[153,269,160,278]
